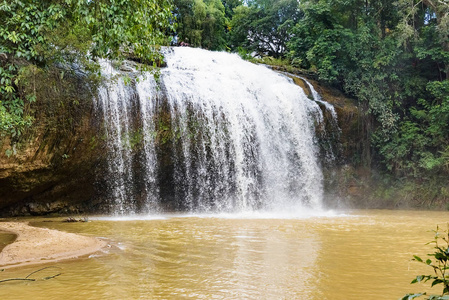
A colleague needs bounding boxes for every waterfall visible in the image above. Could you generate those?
[96,47,338,215]
[275,71,341,164]
[302,77,342,164]
[97,63,135,214]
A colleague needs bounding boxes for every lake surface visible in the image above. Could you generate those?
[0,210,448,299]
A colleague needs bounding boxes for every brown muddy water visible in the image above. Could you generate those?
[0,209,448,300]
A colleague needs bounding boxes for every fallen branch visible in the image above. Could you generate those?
[25,266,62,279]
[0,278,35,283]
[0,266,63,284]
[43,273,62,280]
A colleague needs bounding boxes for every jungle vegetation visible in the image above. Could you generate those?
[0,0,174,137]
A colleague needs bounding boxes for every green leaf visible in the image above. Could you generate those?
[4,86,15,93]
[413,256,423,262]
[400,293,426,300]
[412,275,424,284]
[434,252,447,262]
[431,279,443,287]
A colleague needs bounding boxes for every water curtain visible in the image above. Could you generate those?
[97,47,337,215]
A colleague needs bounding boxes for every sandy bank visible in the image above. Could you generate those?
[0,222,107,269]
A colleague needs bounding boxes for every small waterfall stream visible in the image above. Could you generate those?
[96,47,339,215]
[296,75,341,162]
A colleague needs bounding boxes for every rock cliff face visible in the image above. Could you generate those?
[0,69,108,216]
[0,65,362,216]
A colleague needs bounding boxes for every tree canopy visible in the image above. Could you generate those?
[173,0,227,50]
[0,0,174,136]
[229,0,301,57]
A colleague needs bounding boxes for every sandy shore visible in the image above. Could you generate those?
[0,222,107,269]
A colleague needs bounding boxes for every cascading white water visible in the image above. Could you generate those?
[97,63,135,214]
[276,71,341,163]
[96,62,160,214]
[96,47,339,215]
[296,75,341,163]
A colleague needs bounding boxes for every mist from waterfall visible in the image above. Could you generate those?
[96,47,338,215]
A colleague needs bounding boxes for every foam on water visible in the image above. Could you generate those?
[91,209,349,221]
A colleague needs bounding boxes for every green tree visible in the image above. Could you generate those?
[0,0,174,136]
[287,0,403,165]
[229,0,301,58]
[375,0,449,176]
[201,0,227,50]
[221,0,241,20]
[396,0,449,79]
[287,0,449,177]
[173,0,227,50]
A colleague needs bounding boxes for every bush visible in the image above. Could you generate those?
[402,225,449,300]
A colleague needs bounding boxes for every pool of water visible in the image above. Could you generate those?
[0,209,447,299]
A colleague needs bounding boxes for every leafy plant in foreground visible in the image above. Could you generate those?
[402,225,449,300]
